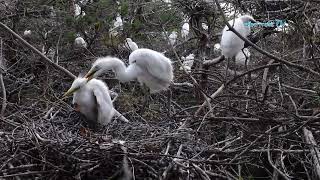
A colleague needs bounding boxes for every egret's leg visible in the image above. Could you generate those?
[139,84,150,115]
[166,89,172,117]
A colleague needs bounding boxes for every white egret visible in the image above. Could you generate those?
[181,22,190,39]
[124,38,138,52]
[235,48,250,65]
[74,36,87,48]
[220,15,256,58]
[202,23,208,31]
[23,30,31,36]
[110,13,123,36]
[63,77,115,125]
[74,4,83,17]
[179,53,195,73]
[169,31,178,45]
[85,48,173,93]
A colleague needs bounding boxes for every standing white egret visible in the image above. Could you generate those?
[85,48,173,93]
[202,23,208,31]
[220,15,256,58]
[179,53,195,73]
[124,38,138,52]
[110,13,123,36]
[63,77,115,125]
[169,31,178,45]
[181,22,190,40]
[235,48,250,65]
[74,35,87,48]
[23,30,31,36]
[74,4,85,17]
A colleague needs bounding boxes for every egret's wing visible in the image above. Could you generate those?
[133,51,173,82]
[92,87,114,125]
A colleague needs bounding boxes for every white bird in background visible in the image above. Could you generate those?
[85,49,173,93]
[124,38,139,51]
[214,43,221,54]
[202,23,208,31]
[23,30,32,36]
[235,48,250,65]
[110,14,123,36]
[220,15,256,58]
[181,22,190,39]
[63,77,115,125]
[179,53,195,73]
[214,43,221,50]
[169,31,178,45]
[74,36,87,48]
[74,4,85,17]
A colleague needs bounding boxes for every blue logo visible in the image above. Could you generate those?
[244,19,286,28]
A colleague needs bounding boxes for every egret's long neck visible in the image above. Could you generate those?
[110,59,135,82]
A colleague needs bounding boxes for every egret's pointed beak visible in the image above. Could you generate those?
[84,69,96,81]
[63,88,77,97]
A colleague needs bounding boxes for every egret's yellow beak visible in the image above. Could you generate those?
[63,88,77,97]
[84,69,96,81]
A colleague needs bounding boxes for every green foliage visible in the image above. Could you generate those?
[65,15,75,27]
[65,31,77,43]
[120,1,129,16]
[132,18,143,31]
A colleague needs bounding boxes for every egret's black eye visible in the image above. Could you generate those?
[132,60,137,63]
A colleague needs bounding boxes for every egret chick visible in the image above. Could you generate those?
[181,22,190,39]
[63,77,115,125]
[179,53,195,73]
[74,36,87,48]
[124,38,138,52]
[220,15,256,58]
[202,23,208,31]
[110,14,123,36]
[169,31,178,45]
[23,30,32,36]
[85,49,173,93]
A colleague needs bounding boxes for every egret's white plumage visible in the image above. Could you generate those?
[74,36,87,48]
[85,49,173,93]
[202,23,208,31]
[220,15,256,58]
[179,53,195,73]
[110,14,123,36]
[235,48,250,65]
[74,4,82,17]
[23,30,31,36]
[64,77,115,125]
[124,38,138,51]
[181,22,190,39]
[169,31,178,45]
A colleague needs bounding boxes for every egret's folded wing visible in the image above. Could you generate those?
[135,52,173,82]
[92,88,114,125]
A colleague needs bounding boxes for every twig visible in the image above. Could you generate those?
[0,38,6,117]
[195,84,225,116]
[114,109,130,123]
[303,127,320,179]
[267,135,291,180]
